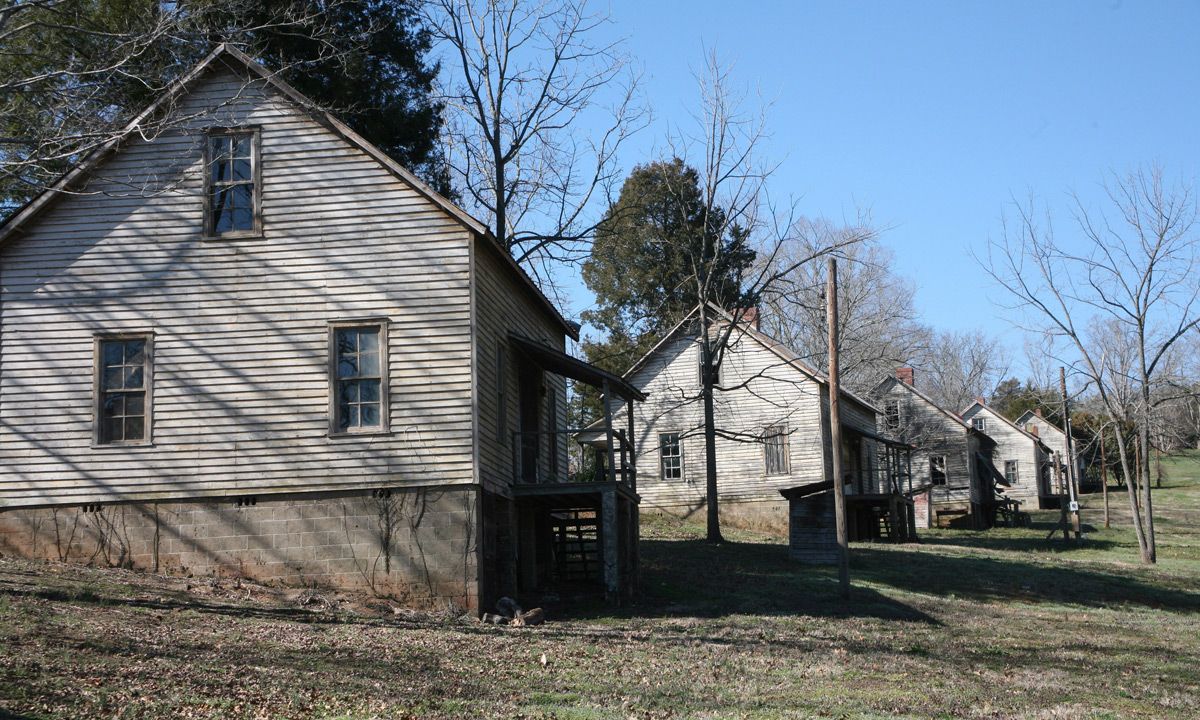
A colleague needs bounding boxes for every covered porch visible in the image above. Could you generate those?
[506,334,645,604]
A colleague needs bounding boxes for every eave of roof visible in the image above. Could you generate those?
[0,44,577,341]
[873,375,972,432]
[962,401,1049,447]
[620,302,882,416]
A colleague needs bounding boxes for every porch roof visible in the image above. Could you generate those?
[509,333,646,402]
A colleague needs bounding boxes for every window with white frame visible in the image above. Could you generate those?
[205,128,260,237]
[884,400,901,430]
[764,424,790,475]
[330,323,387,434]
[930,455,947,485]
[1005,460,1019,485]
[973,417,987,431]
[660,433,682,481]
[95,335,152,445]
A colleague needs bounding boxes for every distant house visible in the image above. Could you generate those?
[0,45,642,610]
[1015,408,1083,500]
[961,401,1054,509]
[585,305,913,549]
[871,369,1008,528]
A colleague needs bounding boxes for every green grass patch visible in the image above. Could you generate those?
[3,456,1200,718]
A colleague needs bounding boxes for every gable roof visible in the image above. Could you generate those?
[1014,409,1067,434]
[0,44,578,341]
[961,401,1048,447]
[870,375,973,432]
[621,303,882,415]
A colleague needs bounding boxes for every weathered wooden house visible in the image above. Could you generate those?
[588,305,913,550]
[871,369,1005,528]
[1015,408,1084,499]
[960,400,1052,510]
[0,45,642,610]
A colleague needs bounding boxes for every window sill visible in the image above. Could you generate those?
[202,231,265,242]
[91,442,155,450]
[328,429,392,440]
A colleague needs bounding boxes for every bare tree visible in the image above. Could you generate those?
[759,223,929,396]
[653,52,871,541]
[918,329,1010,412]
[982,165,1200,563]
[424,0,645,282]
[1,1,430,215]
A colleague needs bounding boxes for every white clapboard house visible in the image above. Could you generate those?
[1015,408,1085,500]
[0,45,644,610]
[962,401,1055,510]
[871,369,1014,529]
[583,305,916,555]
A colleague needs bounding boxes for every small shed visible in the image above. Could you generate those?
[780,474,919,565]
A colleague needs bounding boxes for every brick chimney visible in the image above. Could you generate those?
[976,396,986,407]
[1034,408,1043,418]
[895,367,914,386]
[738,307,760,331]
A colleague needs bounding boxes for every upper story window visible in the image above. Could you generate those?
[660,433,683,480]
[95,335,152,445]
[884,400,901,430]
[205,128,260,237]
[973,417,987,432]
[930,455,947,485]
[698,347,722,387]
[763,424,790,475]
[329,322,388,434]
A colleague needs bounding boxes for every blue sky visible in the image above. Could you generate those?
[556,0,1200,369]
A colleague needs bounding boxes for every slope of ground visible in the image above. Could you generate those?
[2,456,1199,719]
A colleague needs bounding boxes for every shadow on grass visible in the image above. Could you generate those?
[560,538,938,624]
[916,520,1121,554]
[557,534,1200,622]
[854,545,1200,611]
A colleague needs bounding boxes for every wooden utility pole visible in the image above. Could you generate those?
[1060,367,1081,539]
[827,257,850,599]
[1100,428,1110,529]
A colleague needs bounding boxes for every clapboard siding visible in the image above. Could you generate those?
[0,63,478,507]
[622,322,877,510]
[1018,412,1082,482]
[472,239,567,495]
[871,377,984,504]
[962,404,1044,503]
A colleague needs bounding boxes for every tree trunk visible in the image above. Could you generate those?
[1138,345,1157,563]
[1100,429,1110,529]
[1113,427,1148,555]
[699,304,723,543]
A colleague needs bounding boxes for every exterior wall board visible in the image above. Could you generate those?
[0,66,476,508]
[962,405,1044,504]
[620,323,876,516]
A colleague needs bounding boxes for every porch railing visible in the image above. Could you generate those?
[511,428,636,491]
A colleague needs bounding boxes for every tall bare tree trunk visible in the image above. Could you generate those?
[699,303,723,543]
[1113,427,1149,555]
[1100,428,1110,529]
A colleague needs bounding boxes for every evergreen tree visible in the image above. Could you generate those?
[578,158,755,419]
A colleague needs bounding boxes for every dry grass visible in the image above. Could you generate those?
[2,456,1200,719]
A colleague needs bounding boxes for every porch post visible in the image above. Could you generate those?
[601,487,619,601]
[602,380,617,484]
[626,398,637,493]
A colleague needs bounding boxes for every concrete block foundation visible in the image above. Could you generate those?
[0,486,480,610]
